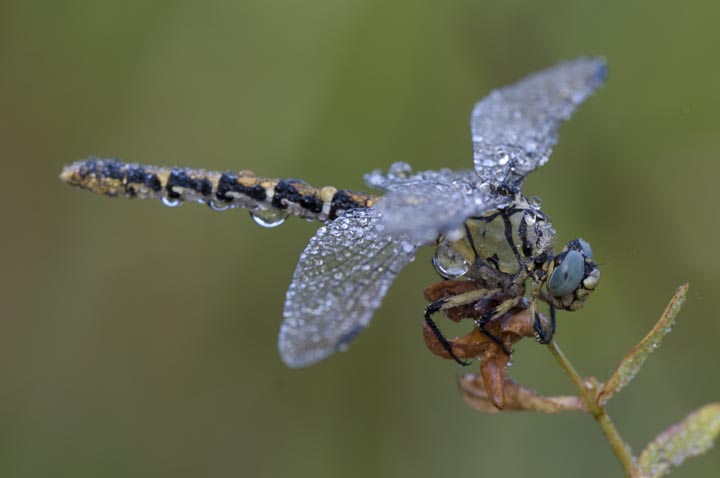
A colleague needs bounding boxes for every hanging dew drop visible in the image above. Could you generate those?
[250,208,289,228]
[208,200,231,212]
[388,161,413,178]
[432,240,471,279]
[161,196,183,208]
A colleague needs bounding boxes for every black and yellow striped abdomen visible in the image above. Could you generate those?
[60,158,379,223]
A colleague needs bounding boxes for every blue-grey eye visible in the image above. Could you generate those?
[577,238,593,259]
[548,250,584,297]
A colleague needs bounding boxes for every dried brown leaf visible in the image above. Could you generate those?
[479,344,509,409]
[422,321,492,359]
[421,307,550,361]
[422,293,556,411]
[458,375,586,413]
[599,284,688,404]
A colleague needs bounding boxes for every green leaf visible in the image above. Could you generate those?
[598,284,688,404]
[638,403,720,478]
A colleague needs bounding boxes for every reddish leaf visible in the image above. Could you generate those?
[479,345,508,409]
[422,321,491,359]
[458,375,585,413]
[422,307,550,361]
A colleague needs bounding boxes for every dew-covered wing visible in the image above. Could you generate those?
[364,162,498,244]
[364,162,479,192]
[471,57,607,185]
[279,208,417,368]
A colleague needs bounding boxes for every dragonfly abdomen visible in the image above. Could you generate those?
[60,158,378,222]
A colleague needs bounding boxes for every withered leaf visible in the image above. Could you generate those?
[422,308,546,361]
[480,345,508,409]
[422,321,492,359]
[422,299,555,411]
[458,375,585,413]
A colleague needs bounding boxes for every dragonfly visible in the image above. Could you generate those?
[61,57,605,368]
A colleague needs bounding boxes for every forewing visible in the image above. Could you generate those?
[363,162,498,244]
[364,161,478,192]
[371,180,498,244]
[279,208,417,368]
[471,57,607,185]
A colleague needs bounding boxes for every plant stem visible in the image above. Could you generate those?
[548,340,637,478]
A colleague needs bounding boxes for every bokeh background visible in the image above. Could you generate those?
[1,1,719,477]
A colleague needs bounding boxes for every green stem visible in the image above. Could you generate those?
[548,341,637,478]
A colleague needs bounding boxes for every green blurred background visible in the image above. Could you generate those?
[1,0,719,476]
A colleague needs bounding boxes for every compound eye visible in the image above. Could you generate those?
[548,250,584,297]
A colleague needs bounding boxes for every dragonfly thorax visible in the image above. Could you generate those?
[432,189,556,289]
[432,187,600,319]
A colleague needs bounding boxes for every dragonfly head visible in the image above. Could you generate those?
[546,238,600,311]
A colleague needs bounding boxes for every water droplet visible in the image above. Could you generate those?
[161,196,182,207]
[401,241,414,254]
[250,208,289,228]
[388,162,413,178]
[495,148,510,165]
[445,227,465,242]
[208,200,231,212]
[432,240,470,279]
[454,181,474,194]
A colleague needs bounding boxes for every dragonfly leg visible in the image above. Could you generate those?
[533,302,556,344]
[424,302,468,366]
[423,287,499,366]
[474,295,523,356]
[530,290,557,344]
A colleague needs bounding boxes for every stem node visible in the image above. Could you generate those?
[548,341,637,477]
